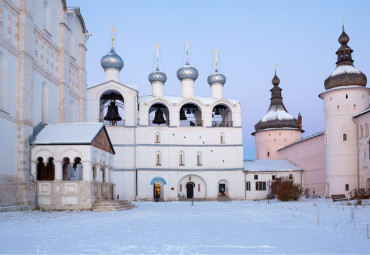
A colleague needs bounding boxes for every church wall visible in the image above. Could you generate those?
[0,118,17,176]
[279,134,326,196]
[355,111,370,189]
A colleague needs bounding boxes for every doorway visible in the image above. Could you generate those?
[219,183,226,196]
[186,182,194,198]
[154,184,161,200]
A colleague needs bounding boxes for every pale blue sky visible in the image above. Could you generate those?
[68,0,370,159]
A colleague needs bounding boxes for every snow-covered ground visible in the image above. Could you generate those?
[1,199,369,254]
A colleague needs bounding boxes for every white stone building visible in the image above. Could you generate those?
[87,46,245,201]
[0,0,89,210]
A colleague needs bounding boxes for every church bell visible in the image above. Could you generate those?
[180,109,187,120]
[104,101,122,122]
[152,108,166,125]
[214,107,221,115]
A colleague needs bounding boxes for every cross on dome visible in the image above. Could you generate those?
[109,26,117,47]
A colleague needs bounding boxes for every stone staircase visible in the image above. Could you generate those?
[92,200,135,212]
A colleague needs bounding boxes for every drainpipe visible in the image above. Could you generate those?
[29,144,38,209]
[352,118,360,190]
[244,171,247,199]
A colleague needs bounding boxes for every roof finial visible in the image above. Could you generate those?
[185,40,190,64]
[109,26,117,47]
[342,16,344,32]
[213,48,220,71]
[155,44,160,69]
[274,64,277,74]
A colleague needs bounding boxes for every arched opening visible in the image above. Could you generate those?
[42,82,48,124]
[100,90,124,126]
[179,103,202,127]
[70,157,82,181]
[0,50,7,111]
[62,157,73,181]
[37,157,45,181]
[186,182,195,198]
[44,157,55,181]
[149,103,169,126]
[212,104,233,127]
[218,179,229,197]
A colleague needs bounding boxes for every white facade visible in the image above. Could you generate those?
[319,86,370,196]
[0,0,88,209]
[87,52,245,201]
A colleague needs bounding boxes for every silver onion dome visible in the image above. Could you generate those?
[148,68,167,84]
[100,47,124,71]
[207,69,226,86]
[177,62,199,81]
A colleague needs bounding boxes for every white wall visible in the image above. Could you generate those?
[0,118,17,175]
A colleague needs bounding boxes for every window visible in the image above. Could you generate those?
[198,184,200,192]
[255,181,266,191]
[246,181,251,191]
[220,133,225,144]
[155,133,160,143]
[337,105,340,112]
[254,175,258,180]
[345,184,349,191]
[197,153,201,166]
[343,133,347,142]
[346,94,348,99]
[267,152,270,157]
[272,175,276,181]
[179,152,184,166]
[156,152,161,166]
[180,184,182,192]
[289,174,293,180]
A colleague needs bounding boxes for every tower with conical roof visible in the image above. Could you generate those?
[319,22,369,196]
[253,69,303,160]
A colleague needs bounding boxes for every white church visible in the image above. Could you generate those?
[0,0,369,211]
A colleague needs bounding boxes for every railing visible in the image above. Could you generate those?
[349,188,370,199]
[180,120,203,127]
[103,120,125,127]
[212,121,233,127]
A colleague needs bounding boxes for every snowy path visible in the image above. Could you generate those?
[0,199,369,254]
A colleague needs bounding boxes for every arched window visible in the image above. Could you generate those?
[179,103,202,127]
[36,157,45,181]
[156,152,161,166]
[149,103,169,126]
[212,104,232,127]
[62,157,73,181]
[100,90,124,126]
[71,157,82,181]
[0,50,7,111]
[43,0,51,32]
[179,152,184,166]
[197,152,202,166]
[41,82,48,124]
[220,133,225,144]
[337,105,340,112]
[155,132,160,143]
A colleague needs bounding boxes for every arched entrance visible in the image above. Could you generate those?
[154,184,161,200]
[151,177,166,201]
[212,104,233,127]
[186,182,195,198]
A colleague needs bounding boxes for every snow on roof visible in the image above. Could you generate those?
[261,106,295,122]
[244,160,302,172]
[278,131,325,151]
[331,65,361,77]
[353,106,370,118]
[139,95,239,105]
[31,123,104,145]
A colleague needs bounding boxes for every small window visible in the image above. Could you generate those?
[254,175,258,180]
[289,174,293,180]
[246,181,251,191]
[156,153,161,166]
[343,133,347,142]
[198,183,200,192]
[180,184,182,192]
[255,181,266,191]
[345,94,348,99]
[337,105,340,112]
[272,175,276,181]
[220,133,225,144]
[155,133,160,143]
[179,152,184,166]
[267,152,270,157]
[345,184,349,191]
[197,153,201,166]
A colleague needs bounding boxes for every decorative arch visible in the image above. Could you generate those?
[99,89,124,126]
[150,177,167,185]
[177,174,207,199]
[149,102,169,126]
[179,102,203,127]
[60,149,82,162]
[34,149,54,162]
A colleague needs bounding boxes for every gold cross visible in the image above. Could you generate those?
[185,40,190,62]
[109,26,117,47]
[213,49,220,70]
[155,44,160,67]
[274,64,277,71]
[342,16,344,25]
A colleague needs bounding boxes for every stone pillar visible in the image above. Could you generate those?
[82,162,92,182]
[103,166,109,183]
[31,160,37,179]
[54,160,62,181]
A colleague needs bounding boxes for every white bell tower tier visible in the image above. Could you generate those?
[319,25,369,197]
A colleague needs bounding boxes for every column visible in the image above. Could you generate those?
[54,160,62,180]
[82,162,92,182]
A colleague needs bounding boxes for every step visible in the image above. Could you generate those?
[92,200,135,212]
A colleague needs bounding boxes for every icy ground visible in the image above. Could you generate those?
[1,199,369,254]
